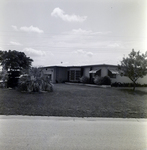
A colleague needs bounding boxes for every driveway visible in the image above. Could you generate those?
[0,116,147,150]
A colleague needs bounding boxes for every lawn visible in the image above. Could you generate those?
[0,84,147,118]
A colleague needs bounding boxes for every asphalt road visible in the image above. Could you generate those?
[0,116,147,150]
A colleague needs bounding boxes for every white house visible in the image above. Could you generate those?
[40,64,147,85]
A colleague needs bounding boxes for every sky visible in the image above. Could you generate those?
[0,0,147,67]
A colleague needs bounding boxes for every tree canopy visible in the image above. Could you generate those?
[0,50,33,71]
[118,49,147,90]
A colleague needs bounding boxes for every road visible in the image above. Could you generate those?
[0,116,147,150]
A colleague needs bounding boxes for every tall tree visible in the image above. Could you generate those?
[118,49,147,90]
[0,50,33,87]
[0,50,33,71]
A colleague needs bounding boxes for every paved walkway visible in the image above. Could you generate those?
[0,116,147,150]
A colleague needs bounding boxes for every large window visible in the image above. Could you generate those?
[89,69,101,77]
[108,69,118,78]
[75,70,81,80]
[70,70,75,80]
[95,69,101,76]
[69,69,81,81]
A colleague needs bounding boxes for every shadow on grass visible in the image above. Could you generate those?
[118,88,147,96]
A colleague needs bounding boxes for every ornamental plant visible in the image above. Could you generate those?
[94,75,103,85]
[80,76,90,83]
[101,76,111,85]
[18,67,53,92]
[94,76,111,85]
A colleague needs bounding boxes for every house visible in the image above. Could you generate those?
[40,64,147,85]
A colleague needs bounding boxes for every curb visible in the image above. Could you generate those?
[65,82,111,88]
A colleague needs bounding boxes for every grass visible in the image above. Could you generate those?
[0,84,147,118]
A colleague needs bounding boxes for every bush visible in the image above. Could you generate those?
[94,76,111,85]
[111,82,122,87]
[18,67,53,92]
[18,75,53,92]
[111,82,147,87]
[101,76,111,85]
[142,84,147,87]
[80,76,89,84]
[0,69,8,88]
[18,75,29,91]
[94,76,103,85]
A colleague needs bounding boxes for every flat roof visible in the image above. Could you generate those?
[41,64,117,68]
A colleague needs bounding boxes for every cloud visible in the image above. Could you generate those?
[23,48,46,57]
[51,7,87,22]
[11,25,18,31]
[71,28,111,35]
[87,52,93,57]
[73,49,93,57]
[72,28,92,34]
[20,26,44,33]
[107,42,122,48]
[73,49,85,54]
[49,28,113,50]
[12,25,44,33]
[10,41,22,46]
[0,46,3,49]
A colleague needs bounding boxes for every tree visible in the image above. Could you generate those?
[118,49,147,90]
[0,50,33,71]
[0,50,33,87]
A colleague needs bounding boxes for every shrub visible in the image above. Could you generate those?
[18,67,53,92]
[94,76,111,85]
[80,76,89,84]
[111,82,122,87]
[18,75,29,91]
[94,76,103,85]
[101,76,111,85]
[142,84,147,87]
[0,69,8,88]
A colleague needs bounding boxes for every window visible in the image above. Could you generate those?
[89,69,101,77]
[108,70,117,78]
[96,69,101,76]
[69,69,81,81]
[70,70,75,80]
[76,70,81,80]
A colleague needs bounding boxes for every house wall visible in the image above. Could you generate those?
[82,65,147,84]
[56,67,68,83]
[111,75,132,83]
[84,66,111,78]
[69,67,81,71]
[111,74,147,84]
[92,66,103,76]
[137,76,147,84]
[107,66,147,84]
[41,65,147,85]
[83,67,90,77]
[106,66,132,83]
[41,67,55,83]
[41,67,68,83]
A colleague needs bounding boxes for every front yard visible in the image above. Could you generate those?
[0,84,147,118]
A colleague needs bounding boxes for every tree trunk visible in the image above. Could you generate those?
[133,81,136,91]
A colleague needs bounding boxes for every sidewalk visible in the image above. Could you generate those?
[0,115,147,150]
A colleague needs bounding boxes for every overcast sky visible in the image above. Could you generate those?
[0,0,147,67]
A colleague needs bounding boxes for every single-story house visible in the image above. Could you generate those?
[40,64,147,85]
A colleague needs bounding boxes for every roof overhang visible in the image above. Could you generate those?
[109,69,119,74]
[89,69,100,74]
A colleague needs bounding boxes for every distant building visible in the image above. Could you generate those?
[40,64,147,84]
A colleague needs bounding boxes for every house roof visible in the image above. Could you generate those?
[40,65,67,69]
[41,64,118,69]
[81,64,117,67]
